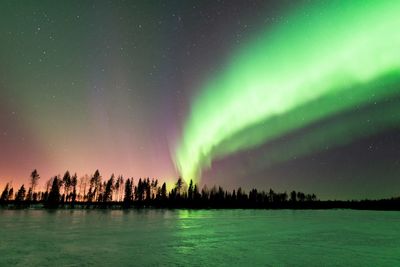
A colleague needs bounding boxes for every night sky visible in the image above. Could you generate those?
[1,0,400,199]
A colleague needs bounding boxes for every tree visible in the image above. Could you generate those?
[71,173,78,204]
[175,177,183,196]
[47,176,61,208]
[103,174,115,202]
[193,184,200,201]
[311,194,317,201]
[7,187,13,201]
[136,178,144,201]
[290,191,297,202]
[123,178,133,208]
[297,192,306,202]
[29,169,40,200]
[201,185,209,201]
[119,176,125,201]
[281,192,288,202]
[161,182,167,201]
[97,181,106,202]
[145,178,151,202]
[88,170,101,202]
[268,189,275,203]
[62,171,72,201]
[15,185,26,202]
[188,179,194,200]
[78,175,89,201]
[114,176,121,201]
[26,188,32,201]
[0,183,10,203]
[45,178,53,193]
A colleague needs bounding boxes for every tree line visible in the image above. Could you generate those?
[1,169,399,210]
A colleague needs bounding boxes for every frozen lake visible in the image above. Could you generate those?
[0,209,399,266]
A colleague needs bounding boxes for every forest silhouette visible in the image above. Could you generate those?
[1,169,399,210]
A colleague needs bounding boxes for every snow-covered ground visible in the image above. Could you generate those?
[0,209,399,266]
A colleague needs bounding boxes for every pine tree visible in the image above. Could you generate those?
[188,180,193,200]
[29,169,40,200]
[103,174,115,202]
[47,177,61,208]
[0,183,10,203]
[71,173,78,204]
[16,185,26,202]
[123,178,133,208]
[161,182,167,201]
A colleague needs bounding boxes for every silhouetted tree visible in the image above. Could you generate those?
[311,194,317,201]
[15,185,26,202]
[290,191,297,202]
[118,176,124,201]
[193,184,200,202]
[71,173,77,205]
[46,177,61,208]
[136,178,144,201]
[175,177,183,197]
[0,168,331,209]
[7,187,13,201]
[268,189,275,203]
[114,175,122,201]
[103,174,114,202]
[62,171,72,201]
[161,182,167,201]
[188,179,194,200]
[297,192,306,202]
[78,175,89,201]
[29,169,40,201]
[87,170,101,202]
[45,177,53,193]
[201,185,209,202]
[123,178,133,208]
[26,188,32,202]
[249,188,257,204]
[97,180,105,202]
[281,192,288,202]
[0,183,10,203]
[145,178,151,202]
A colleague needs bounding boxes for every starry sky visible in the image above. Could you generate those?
[1,0,400,199]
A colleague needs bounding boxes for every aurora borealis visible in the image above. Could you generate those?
[176,0,400,183]
[1,0,400,199]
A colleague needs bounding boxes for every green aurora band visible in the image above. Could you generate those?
[175,0,400,183]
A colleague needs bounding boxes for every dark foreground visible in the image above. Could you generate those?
[0,209,399,266]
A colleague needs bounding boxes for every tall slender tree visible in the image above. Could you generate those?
[71,173,78,204]
[118,175,124,201]
[161,182,167,201]
[29,169,40,200]
[103,174,115,202]
[188,180,194,200]
[62,171,72,201]
[79,175,89,201]
[88,170,101,202]
[114,176,120,201]
[175,177,183,196]
[123,178,133,208]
